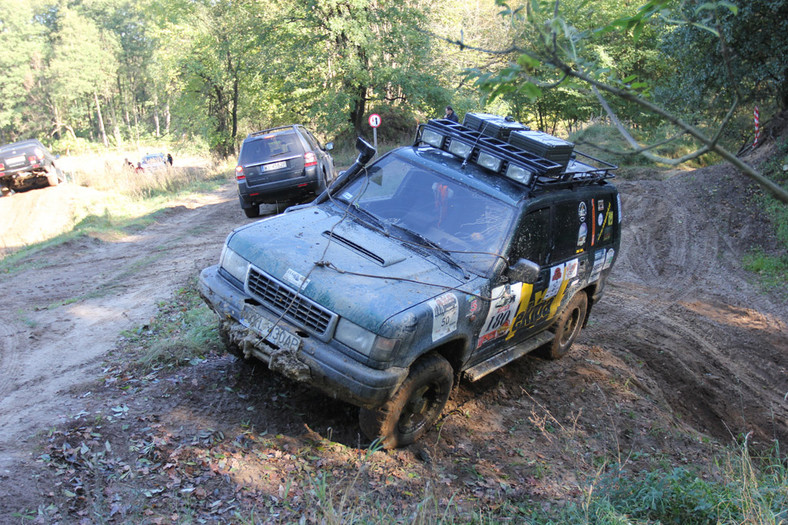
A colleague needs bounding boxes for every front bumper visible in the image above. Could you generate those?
[198,265,407,408]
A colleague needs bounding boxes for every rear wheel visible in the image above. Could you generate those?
[359,354,453,449]
[546,291,588,360]
[243,205,261,218]
[46,167,60,187]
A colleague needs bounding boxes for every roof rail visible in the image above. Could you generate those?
[415,118,616,191]
[247,125,298,138]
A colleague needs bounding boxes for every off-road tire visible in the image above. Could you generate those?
[243,205,261,218]
[359,353,453,449]
[46,168,60,187]
[546,291,588,360]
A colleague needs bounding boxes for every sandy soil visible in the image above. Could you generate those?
[0,163,785,522]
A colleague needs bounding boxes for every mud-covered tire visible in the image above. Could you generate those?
[219,325,244,359]
[546,291,588,360]
[46,169,60,187]
[243,205,261,218]
[359,353,453,449]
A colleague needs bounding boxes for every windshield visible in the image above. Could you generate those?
[335,153,515,275]
[239,132,302,164]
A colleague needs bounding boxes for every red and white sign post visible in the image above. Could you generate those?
[754,106,761,146]
[369,113,381,154]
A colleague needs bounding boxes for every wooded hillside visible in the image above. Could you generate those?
[1,0,786,169]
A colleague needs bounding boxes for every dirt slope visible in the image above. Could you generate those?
[0,165,785,521]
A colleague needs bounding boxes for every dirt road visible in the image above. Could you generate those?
[0,184,239,472]
[0,166,785,520]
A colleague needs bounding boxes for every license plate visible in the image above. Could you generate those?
[241,305,301,352]
[263,161,287,172]
[6,155,25,166]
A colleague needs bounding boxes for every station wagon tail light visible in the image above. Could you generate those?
[235,166,245,181]
[304,151,318,167]
[0,162,4,172]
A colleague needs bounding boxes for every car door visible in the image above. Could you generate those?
[469,206,552,365]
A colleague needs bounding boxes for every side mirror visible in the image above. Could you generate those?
[507,258,540,284]
[325,142,334,151]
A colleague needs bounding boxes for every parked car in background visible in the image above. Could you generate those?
[140,153,168,171]
[235,125,335,218]
[0,139,64,195]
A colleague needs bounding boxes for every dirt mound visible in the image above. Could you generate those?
[0,183,106,255]
[0,162,785,521]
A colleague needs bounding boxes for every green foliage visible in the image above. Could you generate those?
[121,280,222,371]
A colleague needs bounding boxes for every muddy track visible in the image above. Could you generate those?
[0,167,786,481]
[0,184,241,471]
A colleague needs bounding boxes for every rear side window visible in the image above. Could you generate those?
[553,201,582,262]
[239,133,302,164]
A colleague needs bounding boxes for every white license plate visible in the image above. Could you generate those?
[6,155,25,166]
[241,305,301,352]
[263,161,287,172]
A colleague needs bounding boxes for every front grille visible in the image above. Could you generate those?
[246,267,335,335]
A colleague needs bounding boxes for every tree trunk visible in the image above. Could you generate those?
[94,91,108,148]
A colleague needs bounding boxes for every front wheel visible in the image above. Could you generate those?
[359,353,453,449]
[546,291,588,360]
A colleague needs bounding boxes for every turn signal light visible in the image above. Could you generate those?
[304,151,317,167]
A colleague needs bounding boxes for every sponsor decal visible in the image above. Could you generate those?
[577,223,587,247]
[469,299,479,313]
[283,268,311,290]
[477,283,522,348]
[565,258,579,280]
[429,293,459,342]
[589,249,605,283]
[578,201,587,221]
[604,249,615,270]
[545,263,566,300]
[597,212,604,226]
[506,263,571,341]
[617,194,622,223]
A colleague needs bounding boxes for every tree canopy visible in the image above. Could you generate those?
[1,0,787,200]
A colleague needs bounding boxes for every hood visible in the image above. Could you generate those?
[228,205,467,331]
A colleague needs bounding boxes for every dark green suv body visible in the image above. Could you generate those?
[200,117,620,448]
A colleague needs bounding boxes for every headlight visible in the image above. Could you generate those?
[335,318,398,359]
[219,245,249,283]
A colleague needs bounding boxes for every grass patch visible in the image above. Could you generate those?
[744,136,788,291]
[114,277,223,373]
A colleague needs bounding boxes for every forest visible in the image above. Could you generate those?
[1,0,787,187]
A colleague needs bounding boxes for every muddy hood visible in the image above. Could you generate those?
[227,206,467,331]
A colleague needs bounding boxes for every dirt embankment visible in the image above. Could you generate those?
[0,163,785,521]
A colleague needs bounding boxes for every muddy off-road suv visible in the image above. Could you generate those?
[200,115,621,448]
[0,139,64,195]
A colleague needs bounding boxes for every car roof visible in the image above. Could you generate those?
[244,125,301,141]
[0,139,45,152]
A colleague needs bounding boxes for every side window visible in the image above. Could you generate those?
[512,208,550,266]
[553,201,582,261]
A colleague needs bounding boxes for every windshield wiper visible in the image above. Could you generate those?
[346,203,389,233]
[391,224,470,280]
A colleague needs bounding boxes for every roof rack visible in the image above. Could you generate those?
[415,118,616,192]
[247,125,298,139]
